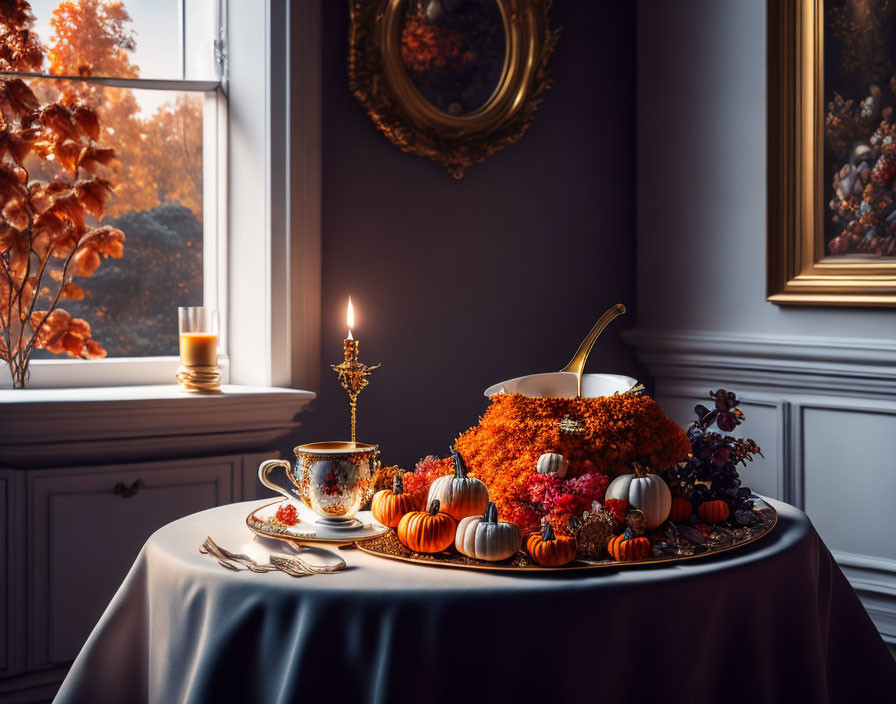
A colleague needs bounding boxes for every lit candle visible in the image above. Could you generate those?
[332,296,379,444]
[347,296,354,340]
[179,332,218,367]
[177,306,221,393]
[344,297,358,364]
[178,307,218,366]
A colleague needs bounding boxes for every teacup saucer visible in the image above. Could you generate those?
[246,499,389,545]
[314,516,364,530]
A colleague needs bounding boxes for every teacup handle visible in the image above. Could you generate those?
[365,457,383,506]
[258,459,299,503]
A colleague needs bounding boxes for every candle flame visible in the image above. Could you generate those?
[346,297,354,339]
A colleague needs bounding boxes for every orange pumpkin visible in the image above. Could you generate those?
[669,496,692,522]
[607,530,651,562]
[526,524,577,567]
[397,499,457,553]
[371,473,420,527]
[698,499,730,524]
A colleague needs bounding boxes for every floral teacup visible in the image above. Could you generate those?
[258,442,379,529]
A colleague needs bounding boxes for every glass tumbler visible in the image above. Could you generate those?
[177,307,221,392]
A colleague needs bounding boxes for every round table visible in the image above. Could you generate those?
[55,498,896,704]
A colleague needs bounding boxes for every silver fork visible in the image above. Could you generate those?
[203,537,315,577]
[201,537,345,577]
[269,554,312,577]
[204,537,277,573]
[198,541,241,571]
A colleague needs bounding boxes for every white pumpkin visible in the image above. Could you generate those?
[536,452,568,478]
[604,463,671,530]
[455,502,522,562]
[427,451,489,521]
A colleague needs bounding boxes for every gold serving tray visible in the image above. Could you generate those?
[355,496,778,573]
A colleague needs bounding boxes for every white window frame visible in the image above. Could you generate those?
[1,0,321,392]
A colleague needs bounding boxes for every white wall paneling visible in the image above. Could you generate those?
[626,328,896,643]
[802,405,896,561]
[835,552,896,645]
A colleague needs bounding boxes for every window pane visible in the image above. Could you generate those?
[15,0,218,81]
[25,82,205,359]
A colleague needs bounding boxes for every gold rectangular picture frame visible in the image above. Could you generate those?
[767,0,896,307]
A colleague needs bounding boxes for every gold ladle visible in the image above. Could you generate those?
[558,303,627,397]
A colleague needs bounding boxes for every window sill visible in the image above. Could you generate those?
[2,356,231,389]
[0,384,315,468]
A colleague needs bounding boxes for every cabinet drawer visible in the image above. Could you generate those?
[28,457,240,668]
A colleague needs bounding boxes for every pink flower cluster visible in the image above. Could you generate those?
[526,472,610,527]
[401,455,453,503]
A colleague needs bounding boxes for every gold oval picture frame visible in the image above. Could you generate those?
[348,0,558,178]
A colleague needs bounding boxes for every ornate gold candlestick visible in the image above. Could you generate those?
[331,299,380,444]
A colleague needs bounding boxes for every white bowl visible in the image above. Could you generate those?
[484,372,638,399]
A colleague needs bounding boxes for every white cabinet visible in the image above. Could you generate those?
[0,452,278,702]
[0,384,313,702]
[28,458,242,668]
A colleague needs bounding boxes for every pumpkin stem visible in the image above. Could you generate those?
[393,473,404,495]
[428,499,441,515]
[632,461,648,478]
[451,449,469,478]
[483,501,497,523]
[542,523,556,541]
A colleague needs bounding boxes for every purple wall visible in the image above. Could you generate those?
[297,1,639,469]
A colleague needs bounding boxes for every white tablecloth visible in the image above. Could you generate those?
[54,498,896,704]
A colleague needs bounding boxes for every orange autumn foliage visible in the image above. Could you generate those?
[47,0,136,79]
[43,0,157,216]
[29,308,105,359]
[453,393,691,534]
[45,0,202,218]
[144,95,202,216]
[0,0,43,71]
[0,0,123,387]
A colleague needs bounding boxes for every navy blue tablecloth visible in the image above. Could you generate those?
[55,498,896,704]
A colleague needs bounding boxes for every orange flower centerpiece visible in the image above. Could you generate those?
[402,391,691,536]
[361,375,771,568]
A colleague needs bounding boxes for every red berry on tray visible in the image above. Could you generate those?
[275,503,299,526]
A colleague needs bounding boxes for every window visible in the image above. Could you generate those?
[1,0,317,391]
[2,0,227,386]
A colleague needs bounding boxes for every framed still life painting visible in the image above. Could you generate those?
[768,0,896,306]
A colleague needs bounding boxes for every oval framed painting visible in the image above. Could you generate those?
[348,0,558,178]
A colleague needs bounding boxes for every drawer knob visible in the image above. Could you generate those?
[112,479,144,498]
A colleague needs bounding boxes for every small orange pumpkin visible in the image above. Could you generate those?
[669,496,692,522]
[526,524,577,567]
[371,473,420,527]
[698,499,730,524]
[397,499,457,553]
[607,528,651,562]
